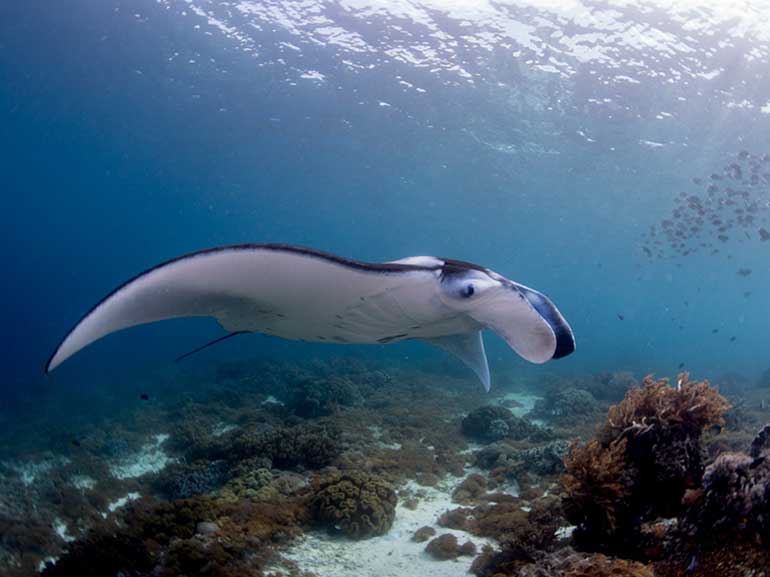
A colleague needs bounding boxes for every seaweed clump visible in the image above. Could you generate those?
[563,373,729,553]
[462,406,551,443]
[309,470,397,539]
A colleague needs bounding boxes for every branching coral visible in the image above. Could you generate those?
[309,470,397,539]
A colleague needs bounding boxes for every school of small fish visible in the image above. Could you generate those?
[641,151,770,271]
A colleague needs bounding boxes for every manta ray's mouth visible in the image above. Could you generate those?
[516,285,576,359]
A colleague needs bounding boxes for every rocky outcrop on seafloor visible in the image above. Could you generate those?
[309,470,397,539]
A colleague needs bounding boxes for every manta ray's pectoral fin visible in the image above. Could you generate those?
[424,331,491,392]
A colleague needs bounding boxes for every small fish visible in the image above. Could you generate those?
[617,313,625,321]
[686,554,698,573]
[712,328,719,334]
[737,268,752,276]
[744,291,752,298]
[140,393,150,401]
[759,227,770,241]
[730,336,736,342]
[71,440,81,447]
[678,362,685,369]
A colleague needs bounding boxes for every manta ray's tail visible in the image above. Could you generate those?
[174,331,249,363]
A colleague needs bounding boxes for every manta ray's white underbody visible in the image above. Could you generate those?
[46,244,575,390]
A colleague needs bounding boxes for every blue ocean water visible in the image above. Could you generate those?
[2,1,770,400]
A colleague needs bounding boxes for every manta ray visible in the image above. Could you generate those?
[45,244,575,390]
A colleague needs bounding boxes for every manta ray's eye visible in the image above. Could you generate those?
[462,284,475,298]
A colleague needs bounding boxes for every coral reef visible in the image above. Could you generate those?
[591,372,639,402]
[563,373,730,553]
[218,464,275,501]
[154,459,231,500]
[7,357,766,577]
[462,406,552,443]
[309,470,397,539]
[43,495,308,577]
[424,533,476,560]
[412,525,436,542]
[285,369,364,417]
[531,387,603,427]
[750,423,770,457]
[475,440,570,479]
[683,429,770,548]
[561,554,654,577]
[562,439,634,548]
[227,423,341,470]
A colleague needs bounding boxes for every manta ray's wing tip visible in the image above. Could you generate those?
[44,345,62,374]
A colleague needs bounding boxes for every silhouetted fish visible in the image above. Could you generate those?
[760,228,770,241]
[71,440,81,447]
[617,313,625,321]
[712,328,719,334]
[140,393,150,401]
[737,268,752,276]
[730,336,736,342]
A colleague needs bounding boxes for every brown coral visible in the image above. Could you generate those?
[563,374,729,554]
[309,470,397,539]
[43,495,308,577]
[562,438,633,543]
[563,553,654,577]
[603,373,729,442]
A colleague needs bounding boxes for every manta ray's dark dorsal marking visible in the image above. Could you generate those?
[45,244,575,390]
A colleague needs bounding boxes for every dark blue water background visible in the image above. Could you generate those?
[2,1,770,414]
